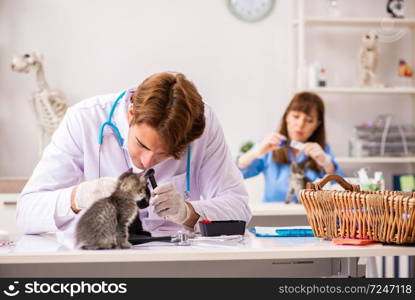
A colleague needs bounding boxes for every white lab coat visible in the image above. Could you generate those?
[17,88,251,234]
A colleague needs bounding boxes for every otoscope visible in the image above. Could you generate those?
[140,168,157,208]
[130,168,191,245]
[144,168,158,189]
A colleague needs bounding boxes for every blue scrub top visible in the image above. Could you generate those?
[239,144,344,203]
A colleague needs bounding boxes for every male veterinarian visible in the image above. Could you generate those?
[17,72,251,234]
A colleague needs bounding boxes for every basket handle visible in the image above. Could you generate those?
[306,174,360,191]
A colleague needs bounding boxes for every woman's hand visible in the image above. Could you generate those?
[302,142,335,173]
[254,133,287,158]
[237,133,286,169]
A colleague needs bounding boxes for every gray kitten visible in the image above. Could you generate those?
[285,161,308,204]
[76,168,149,250]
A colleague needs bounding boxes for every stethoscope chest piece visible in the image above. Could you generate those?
[171,231,191,246]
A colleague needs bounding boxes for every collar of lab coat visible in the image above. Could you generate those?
[112,87,136,150]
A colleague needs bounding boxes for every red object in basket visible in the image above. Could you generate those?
[332,238,380,246]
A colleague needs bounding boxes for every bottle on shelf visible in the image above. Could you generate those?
[327,0,341,17]
[374,171,385,191]
[308,61,320,88]
[398,59,413,77]
[318,68,327,87]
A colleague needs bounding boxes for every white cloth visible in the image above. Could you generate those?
[17,88,251,234]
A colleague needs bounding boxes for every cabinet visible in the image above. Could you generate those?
[292,0,415,173]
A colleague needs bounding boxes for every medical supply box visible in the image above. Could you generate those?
[199,220,246,236]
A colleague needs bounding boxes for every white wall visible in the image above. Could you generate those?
[0,0,413,196]
[0,0,292,177]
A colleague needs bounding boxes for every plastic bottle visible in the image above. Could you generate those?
[327,0,340,17]
[318,68,327,87]
[308,62,319,88]
[374,171,385,191]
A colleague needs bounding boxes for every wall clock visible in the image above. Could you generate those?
[228,0,276,22]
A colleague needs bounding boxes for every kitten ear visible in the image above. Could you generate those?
[139,173,147,184]
[118,168,132,180]
[298,160,307,168]
[303,159,312,170]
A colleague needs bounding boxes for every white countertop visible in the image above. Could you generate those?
[0,193,19,204]
[0,232,414,264]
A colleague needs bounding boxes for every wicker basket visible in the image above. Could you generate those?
[299,174,415,244]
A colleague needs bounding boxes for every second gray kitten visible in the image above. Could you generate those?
[285,161,309,204]
[76,168,149,250]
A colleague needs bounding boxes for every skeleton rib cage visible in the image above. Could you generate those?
[33,91,67,136]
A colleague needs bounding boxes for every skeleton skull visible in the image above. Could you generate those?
[11,51,43,73]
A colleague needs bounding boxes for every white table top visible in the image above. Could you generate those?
[1,194,413,265]
[0,193,19,205]
[0,232,414,264]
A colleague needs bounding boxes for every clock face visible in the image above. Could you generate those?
[228,0,275,22]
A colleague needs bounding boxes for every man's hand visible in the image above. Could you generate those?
[150,183,190,224]
[72,177,118,212]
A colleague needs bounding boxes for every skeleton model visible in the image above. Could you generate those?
[358,32,379,87]
[11,51,68,154]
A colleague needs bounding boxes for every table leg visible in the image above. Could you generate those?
[346,257,359,277]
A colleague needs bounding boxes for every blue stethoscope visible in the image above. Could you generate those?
[98,90,191,199]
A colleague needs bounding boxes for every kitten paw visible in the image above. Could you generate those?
[120,241,132,249]
[81,243,114,250]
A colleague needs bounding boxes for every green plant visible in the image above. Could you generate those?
[240,141,254,153]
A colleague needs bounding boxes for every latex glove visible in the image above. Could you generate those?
[254,133,287,158]
[302,142,331,167]
[150,183,190,224]
[74,177,118,211]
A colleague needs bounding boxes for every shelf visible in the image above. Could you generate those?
[293,17,415,27]
[306,87,415,94]
[293,1,415,171]
[337,157,415,163]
